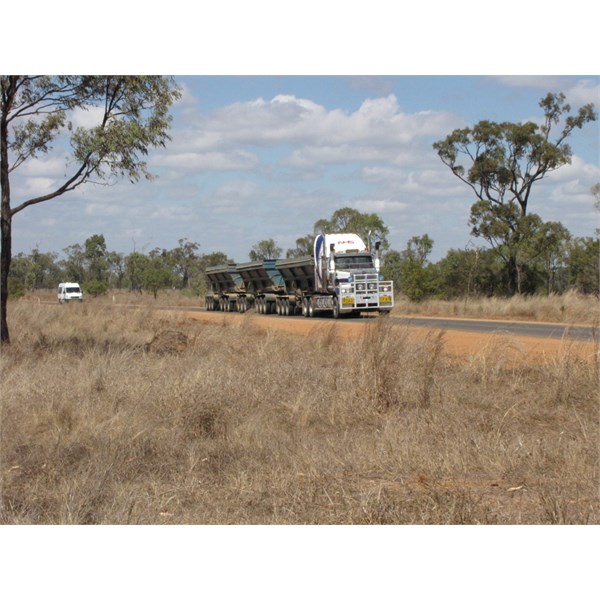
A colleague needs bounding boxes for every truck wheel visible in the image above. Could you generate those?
[332,298,340,319]
[308,298,315,318]
[302,298,308,317]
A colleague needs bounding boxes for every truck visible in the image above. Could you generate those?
[204,232,393,318]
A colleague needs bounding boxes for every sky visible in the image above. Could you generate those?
[11,74,599,263]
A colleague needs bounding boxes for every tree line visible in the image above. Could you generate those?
[8,236,229,300]
[8,204,599,301]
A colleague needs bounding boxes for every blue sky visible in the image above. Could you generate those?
[11,75,599,263]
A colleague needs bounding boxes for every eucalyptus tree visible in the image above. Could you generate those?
[249,239,282,261]
[1,76,181,342]
[433,92,596,294]
[314,207,390,250]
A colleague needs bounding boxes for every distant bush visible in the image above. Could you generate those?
[82,280,109,297]
[7,276,26,299]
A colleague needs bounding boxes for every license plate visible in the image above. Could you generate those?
[379,295,392,304]
[342,296,354,305]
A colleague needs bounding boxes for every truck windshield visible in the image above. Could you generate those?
[334,255,374,270]
[66,287,80,293]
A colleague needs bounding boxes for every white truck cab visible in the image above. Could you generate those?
[57,282,83,303]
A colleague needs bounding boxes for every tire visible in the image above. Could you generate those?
[302,298,308,317]
[308,298,315,318]
[332,297,340,319]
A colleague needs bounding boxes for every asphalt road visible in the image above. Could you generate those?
[387,315,597,342]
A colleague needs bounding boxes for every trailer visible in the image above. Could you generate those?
[204,263,245,312]
[204,232,394,318]
[273,255,314,316]
[236,259,286,314]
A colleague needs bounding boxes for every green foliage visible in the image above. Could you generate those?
[9,249,61,290]
[7,276,26,299]
[84,234,109,282]
[61,244,87,283]
[82,280,109,297]
[434,92,597,295]
[168,238,201,288]
[142,256,176,299]
[125,252,151,293]
[435,247,505,298]
[286,235,314,258]
[249,239,282,261]
[313,207,390,250]
[567,237,599,295]
[382,235,436,302]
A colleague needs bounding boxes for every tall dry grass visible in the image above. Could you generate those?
[1,300,598,524]
[393,290,599,325]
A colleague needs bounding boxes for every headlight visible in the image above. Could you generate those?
[367,283,377,291]
[356,283,365,291]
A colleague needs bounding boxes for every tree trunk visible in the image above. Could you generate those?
[0,209,10,344]
[1,100,11,344]
[507,254,519,296]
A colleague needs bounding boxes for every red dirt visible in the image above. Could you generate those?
[172,310,597,365]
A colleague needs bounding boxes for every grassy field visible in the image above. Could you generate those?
[1,296,598,524]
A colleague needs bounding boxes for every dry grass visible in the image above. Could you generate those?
[1,299,598,524]
[392,290,599,326]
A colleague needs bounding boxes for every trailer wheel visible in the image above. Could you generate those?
[302,298,308,317]
[308,298,315,318]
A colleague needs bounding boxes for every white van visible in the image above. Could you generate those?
[58,282,83,303]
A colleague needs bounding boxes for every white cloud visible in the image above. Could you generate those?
[20,156,66,178]
[174,94,463,170]
[70,104,106,129]
[152,150,259,172]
